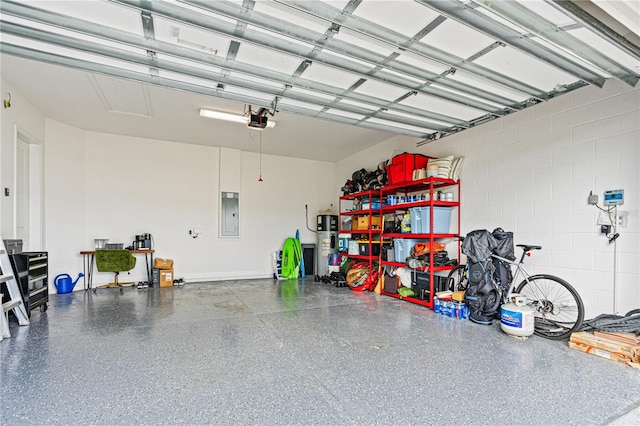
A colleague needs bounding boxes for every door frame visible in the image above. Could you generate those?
[14,125,44,250]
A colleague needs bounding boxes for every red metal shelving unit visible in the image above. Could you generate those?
[339,190,381,273]
[379,177,461,309]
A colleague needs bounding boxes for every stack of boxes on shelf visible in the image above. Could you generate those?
[339,191,382,260]
[153,258,174,287]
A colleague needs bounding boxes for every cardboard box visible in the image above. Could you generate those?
[355,216,381,230]
[569,341,640,369]
[452,291,466,302]
[570,332,640,363]
[154,258,174,269]
[159,269,174,287]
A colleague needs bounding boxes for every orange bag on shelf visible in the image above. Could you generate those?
[411,242,445,258]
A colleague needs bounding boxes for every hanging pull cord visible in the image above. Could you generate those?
[258,115,263,182]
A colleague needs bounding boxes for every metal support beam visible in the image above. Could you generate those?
[0,21,452,132]
[164,0,518,111]
[548,0,640,62]
[0,42,434,139]
[273,0,548,100]
[473,0,638,86]
[0,0,466,126]
[417,0,607,87]
[109,0,505,113]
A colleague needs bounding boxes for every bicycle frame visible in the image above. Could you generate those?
[492,250,553,310]
[490,252,531,300]
[452,234,585,339]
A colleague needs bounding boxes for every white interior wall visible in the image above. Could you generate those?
[336,80,639,318]
[0,80,45,239]
[44,119,86,290]
[43,123,336,291]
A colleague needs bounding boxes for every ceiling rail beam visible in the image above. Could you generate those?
[180,0,521,109]
[109,0,508,114]
[0,21,452,132]
[417,0,607,87]
[0,41,434,139]
[273,0,548,100]
[473,0,638,86]
[0,0,467,127]
[547,0,640,62]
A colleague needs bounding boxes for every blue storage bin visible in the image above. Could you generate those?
[414,206,452,234]
[409,207,423,234]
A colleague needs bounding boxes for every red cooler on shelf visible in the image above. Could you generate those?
[386,153,430,185]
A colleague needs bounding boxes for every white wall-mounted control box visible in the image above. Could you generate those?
[604,189,624,206]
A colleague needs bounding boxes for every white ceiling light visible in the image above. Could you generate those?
[199,108,276,128]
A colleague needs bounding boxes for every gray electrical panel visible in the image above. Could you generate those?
[221,192,239,236]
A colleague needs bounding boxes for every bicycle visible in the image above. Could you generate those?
[446,241,585,340]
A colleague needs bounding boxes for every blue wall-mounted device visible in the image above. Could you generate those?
[604,189,624,206]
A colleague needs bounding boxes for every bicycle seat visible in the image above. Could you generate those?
[517,244,541,252]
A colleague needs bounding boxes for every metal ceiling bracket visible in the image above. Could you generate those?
[141,11,155,39]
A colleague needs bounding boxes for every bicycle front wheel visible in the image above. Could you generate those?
[446,264,468,292]
[515,274,584,340]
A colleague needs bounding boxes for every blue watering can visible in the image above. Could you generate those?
[54,273,84,294]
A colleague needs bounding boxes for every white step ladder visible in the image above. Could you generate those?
[0,237,29,340]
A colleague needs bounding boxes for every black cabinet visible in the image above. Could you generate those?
[10,252,48,316]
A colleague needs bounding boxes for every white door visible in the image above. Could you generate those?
[15,129,43,251]
[16,137,29,247]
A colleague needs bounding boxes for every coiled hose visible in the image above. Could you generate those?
[579,309,640,334]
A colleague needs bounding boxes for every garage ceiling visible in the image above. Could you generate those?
[1,0,639,160]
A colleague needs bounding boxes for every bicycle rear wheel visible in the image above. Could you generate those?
[515,274,584,340]
[446,264,468,292]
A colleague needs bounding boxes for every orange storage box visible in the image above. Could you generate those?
[159,269,174,287]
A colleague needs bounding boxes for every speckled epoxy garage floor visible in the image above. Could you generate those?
[1,278,639,425]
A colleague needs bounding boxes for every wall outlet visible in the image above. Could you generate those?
[617,211,628,228]
[597,210,628,228]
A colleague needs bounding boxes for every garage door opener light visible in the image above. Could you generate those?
[199,108,276,129]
